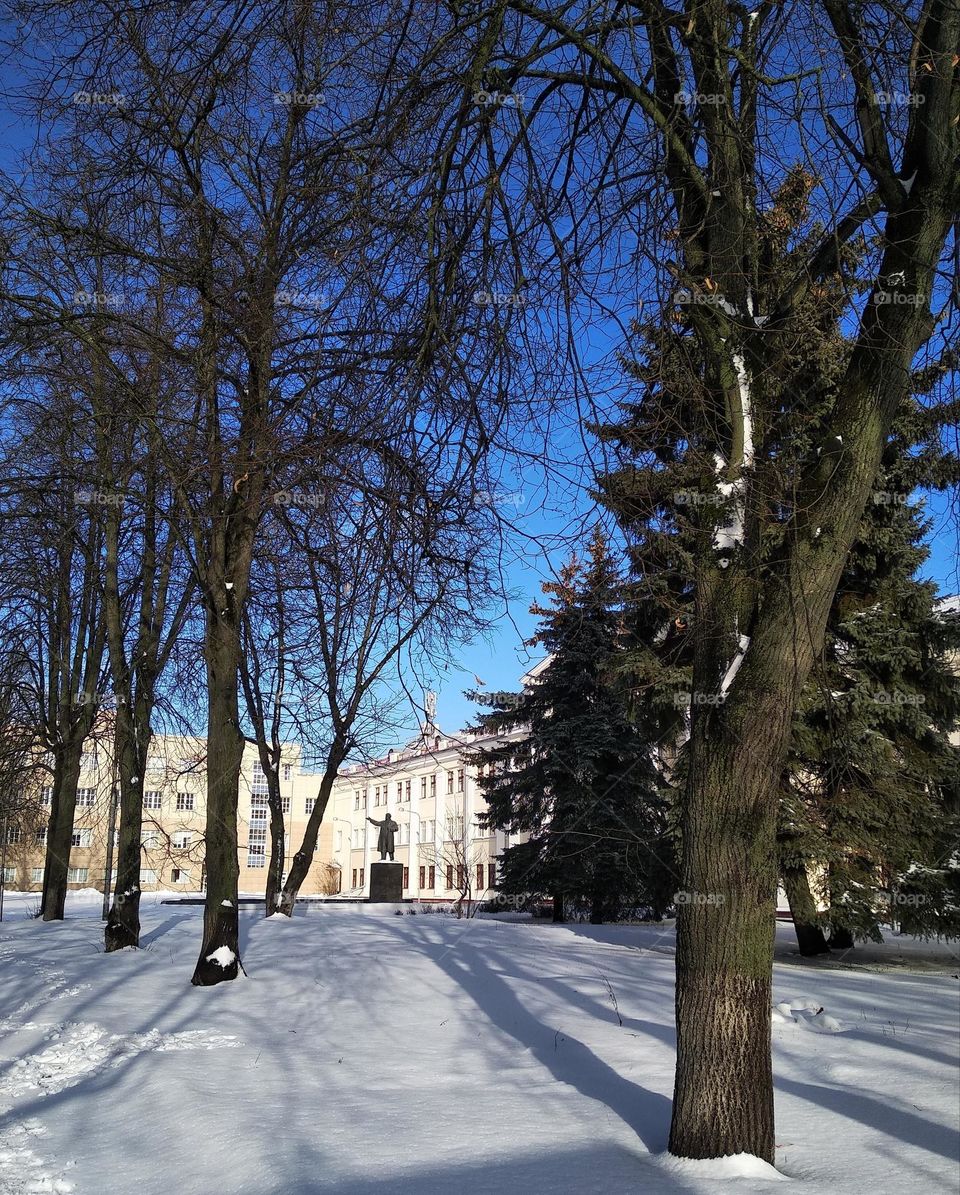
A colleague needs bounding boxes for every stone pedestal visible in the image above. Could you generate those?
[368,861,403,902]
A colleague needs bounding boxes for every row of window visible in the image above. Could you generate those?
[349,863,496,891]
[352,769,467,811]
[144,791,196,811]
[3,866,193,887]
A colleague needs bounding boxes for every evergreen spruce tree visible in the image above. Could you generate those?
[468,528,673,923]
[783,378,960,947]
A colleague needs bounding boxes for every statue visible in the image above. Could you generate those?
[367,812,399,861]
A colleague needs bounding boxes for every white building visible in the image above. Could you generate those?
[325,686,535,901]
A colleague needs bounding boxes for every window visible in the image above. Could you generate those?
[445,864,453,890]
[172,832,191,850]
[143,791,162,810]
[247,826,267,868]
[457,769,464,792]
[1,866,15,884]
[395,822,403,847]
[448,816,464,841]
[250,807,268,822]
[6,825,22,845]
[487,863,496,889]
[76,788,96,807]
[352,868,358,887]
[477,863,484,889]
[141,869,156,885]
[252,760,269,795]
[456,865,465,890]
[171,868,190,884]
[430,775,436,798]
[141,832,160,848]
[67,867,88,883]
[359,868,364,887]
[446,770,454,795]
[402,867,409,888]
[336,830,343,852]
[428,865,435,889]
[353,792,360,811]
[31,867,44,883]
[419,865,426,888]
[352,826,362,849]
[280,796,290,813]
[405,779,411,802]
[420,777,427,799]
[71,829,92,848]
[307,796,318,815]
[35,826,48,843]
[374,786,380,806]
[41,787,52,807]
[176,793,195,812]
[283,763,292,782]
[396,781,403,802]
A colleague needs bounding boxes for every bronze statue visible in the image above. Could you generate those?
[367,813,399,860]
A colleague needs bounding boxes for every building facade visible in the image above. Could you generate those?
[325,722,526,902]
[2,735,335,898]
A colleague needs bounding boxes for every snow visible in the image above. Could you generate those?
[719,633,751,695]
[0,891,957,1194]
[661,1151,785,1180]
[204,945,236,967]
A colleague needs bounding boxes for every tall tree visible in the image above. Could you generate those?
[469,529,672,923]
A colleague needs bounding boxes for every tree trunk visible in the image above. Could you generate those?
[265,772,286,916]
[828,925,854,950]
[105,700,145,951]
[41,747,83,921]
[551,888,565,923]
[276,747,346,917]
[191,614,243,985]
[669,684,786,1161]
[782,864,830,957]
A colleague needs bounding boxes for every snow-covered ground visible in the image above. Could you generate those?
[0,892,956,1194]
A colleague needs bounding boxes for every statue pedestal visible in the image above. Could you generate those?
[368,861,403,902]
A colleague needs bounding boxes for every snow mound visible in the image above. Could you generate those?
[204,946,236,968]
[773,997,844,1032]
[659,1151,786,1180]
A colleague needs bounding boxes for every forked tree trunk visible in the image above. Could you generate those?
[191,615,243,985]
[41,747,84,921]
[552,888,565,923]
[782,863,830,957]
[276,749,346,917]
